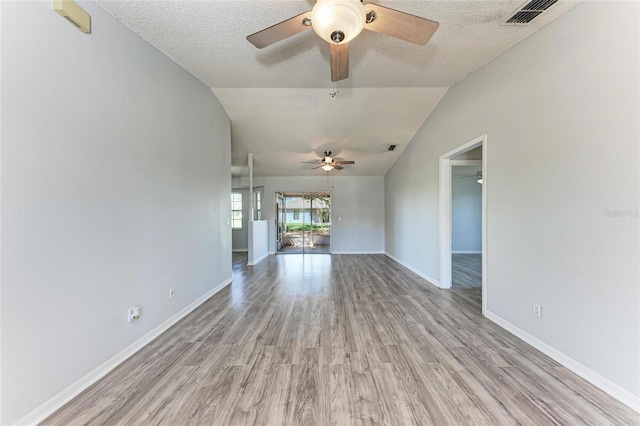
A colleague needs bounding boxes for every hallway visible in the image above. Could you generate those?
[452,253,482,289]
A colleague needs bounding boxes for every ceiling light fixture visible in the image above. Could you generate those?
[322,164,334,172]
[311,0,366,44]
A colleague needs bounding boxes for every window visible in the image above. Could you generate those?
[231,192,242,229]
[293,210,300,220]
[255,191,262,220]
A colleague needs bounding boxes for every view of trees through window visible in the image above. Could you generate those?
[283,195,330,232]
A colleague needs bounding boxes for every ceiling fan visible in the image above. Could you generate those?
[246,0,439,82]
[458,171,483,184]
[302,151,355,172]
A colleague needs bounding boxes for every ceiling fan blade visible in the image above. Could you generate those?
[333,165,344,170]
[301,161,321,164]
[363,4,439,45]
[311,165,323,170]
[334,161,355,165]
[247,11,312,49]
[330,42,349,82]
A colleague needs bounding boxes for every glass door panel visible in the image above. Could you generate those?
[307,194,331,253]
[276,192,331,254]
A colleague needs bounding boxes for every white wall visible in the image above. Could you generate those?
[0,2,232,423]
[385,1,638,405]
[248,220,269,265]
[235,176,384,253]
[452,168,482,253]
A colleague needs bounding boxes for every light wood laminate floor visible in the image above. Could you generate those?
[452,254,482,289]
[43,254,638,425]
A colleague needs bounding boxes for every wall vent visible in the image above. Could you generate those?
[387,144,397,151]
[503,0,558,25]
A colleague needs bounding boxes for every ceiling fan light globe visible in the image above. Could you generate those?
[322,164,334,172]
[311,0,365,44]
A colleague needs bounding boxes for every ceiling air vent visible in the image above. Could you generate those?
[388,144,397,151]
[503,0,558,25]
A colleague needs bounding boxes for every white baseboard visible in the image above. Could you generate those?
[452,250,482,254]
[331,251,385,255]
[232,249,248,253]
[247,252,269,266]
[484,310,640,413]
[384,252,440,288]
[269,251,275,255]
[16,276,234,426]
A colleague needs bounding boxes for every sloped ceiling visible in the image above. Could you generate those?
[97,0,578,176]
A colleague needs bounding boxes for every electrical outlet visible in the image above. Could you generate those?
[169,287,175,299]
[128,306,140,323]
[532,303,542,318]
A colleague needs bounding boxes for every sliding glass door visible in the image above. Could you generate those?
[276,192,331,254]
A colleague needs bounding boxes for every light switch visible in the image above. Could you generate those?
[337,216,342,222]
[226,218,230,226]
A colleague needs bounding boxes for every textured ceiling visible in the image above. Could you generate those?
[97,0,578,176]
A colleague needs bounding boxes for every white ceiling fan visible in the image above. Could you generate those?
[458,171,483,184]
[246,0,439,82]
[302,150,355,172]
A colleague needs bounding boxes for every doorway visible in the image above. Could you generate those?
[451,162,482,290]
[439,134,487,315]
[276,192,331,254]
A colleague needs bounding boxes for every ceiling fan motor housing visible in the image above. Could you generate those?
[331,31,345,43]
[310,0,366,44]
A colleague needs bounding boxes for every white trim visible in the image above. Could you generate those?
[439,134,488,316]
[451,251,482,254]
[485,310,640,413]
[384,252,440,288]
[481,140,488,317]
[439,157,452,289]
[268,251,275,255]
[232,248,248,253]
[247,252,269,266]
[16,276,234,426]
[331,251,385,255]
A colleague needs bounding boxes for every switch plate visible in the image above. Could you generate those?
[169,288,175,299]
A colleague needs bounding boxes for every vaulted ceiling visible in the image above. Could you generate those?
[97,0,578,176]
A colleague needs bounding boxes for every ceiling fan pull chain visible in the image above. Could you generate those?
[330,81,339,98]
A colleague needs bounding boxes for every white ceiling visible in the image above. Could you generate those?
[97,0,578,176]
[453,165,482,177]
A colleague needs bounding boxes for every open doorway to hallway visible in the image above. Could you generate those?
[439,134,487,314]
[452,161,482,290]
[276,192,331,254]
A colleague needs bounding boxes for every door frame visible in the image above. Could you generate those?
[275,191,332,254]
[439,134,488,315]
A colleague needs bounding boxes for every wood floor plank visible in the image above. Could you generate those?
[286,347,320,425]
[41,253,640,426]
